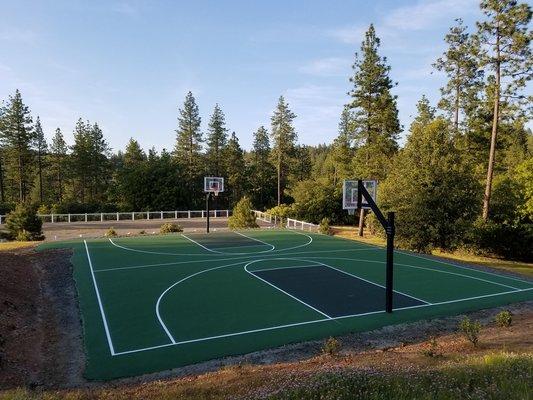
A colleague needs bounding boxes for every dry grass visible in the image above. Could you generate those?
[0,241,37,252]
[331,226,533,277]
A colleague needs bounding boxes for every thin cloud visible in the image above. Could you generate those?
[383,0,478,31]
[299,57,351,77]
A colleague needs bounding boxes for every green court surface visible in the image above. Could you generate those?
[38,229,533,380]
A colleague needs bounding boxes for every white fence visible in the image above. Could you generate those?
[253,210,319,233]
[286,218,319,232]
[0,209,230,225]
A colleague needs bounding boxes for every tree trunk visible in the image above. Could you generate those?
[38,152,43,203]
[358,208,365,237]
[18,152,24,202]
[454,82,460,132]
[482,28,501,222]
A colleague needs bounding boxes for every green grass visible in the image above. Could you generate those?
[36,229,533,380]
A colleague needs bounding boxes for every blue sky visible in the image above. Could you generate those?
[1,0,486,152]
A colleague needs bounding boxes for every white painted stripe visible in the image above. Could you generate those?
[114,286,533,356]
[84,240,115,355]
[396,249,532,285]
[235,231,275,251]
[155,260,250,344]
[181,234,223,254]
[244,264,332,319]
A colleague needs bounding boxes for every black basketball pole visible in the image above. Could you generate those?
[385,212,395,313]
[357,180,395,313]
[206,192,211,233]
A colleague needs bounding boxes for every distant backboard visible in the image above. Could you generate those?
[204,177,224,195]
[343,180,377,210]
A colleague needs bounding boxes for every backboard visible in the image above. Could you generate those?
[204,177,224,195]
[343,179,377,210]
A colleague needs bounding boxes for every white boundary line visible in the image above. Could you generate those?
[395,249,532,285]
[181,234,223,254]
[302,256,523,291]
[84,240,116,355]
[94,247,378,273]
[244,262,333,319]
[155,260,250,344]
[235,231,275,252]
[113,286,533,356]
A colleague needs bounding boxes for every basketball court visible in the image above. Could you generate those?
[38,229,533,380]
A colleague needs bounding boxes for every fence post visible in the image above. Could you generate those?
[147,211,150,220]
[116,212,119,221]
[101,213,103,222]
[0,215,2,224]
[175,210,177,219]
[160,211,163,219]
[68,214,71,223]
[188,210,191,218]
[85,213,87,222]
[132,212,135,221]
[202,210,205,218]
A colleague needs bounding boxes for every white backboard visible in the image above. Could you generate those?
[343,180,377,210]
[204,177,224,193]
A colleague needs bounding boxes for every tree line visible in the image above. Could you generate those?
[0,0,531,259]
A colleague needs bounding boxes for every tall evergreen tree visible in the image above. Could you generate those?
[206,104,228,176]
[476,0,532,221]
[88,122,111,201]
[348,24,401,181]
[379,99,479,251]
[270,96,297,205]
[433,19,483,132]
[49,128,67,203]
[250,126,276,208]
[324,108,354,185]
[173,91,203,207]
[34,116,47,203]
[70,119,92,202]
[224,132,246,205]
[123,138,146,166]
[0,90,35,202]
[0,105,5,202]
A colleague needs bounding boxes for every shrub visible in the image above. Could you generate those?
[228,197,259,229]
[421,337,442,358]
[319,217,331,235]
[5,204,44,241]
[105,227,117,237]
[160,222,183,234]
[459,317,481,346]
[495,311,512,328]
[466,219,533,261]
[266,204,295,220]
[36,204,49,215]
[322,337,340,356]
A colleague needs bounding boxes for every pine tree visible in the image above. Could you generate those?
[49,128,67,203]
[348,24,401,181]
[89,122,111,201]
[270,96,297,205]
[379,98,479,251]
[250,126,276,208]
[206,104,228,176]
[34,116,47,203]
[124,138,146,166]
[173,92,203,207]
[224,132,246,205]
[433,19,483,132]
[70,119,92,202]
[0,90,35,202]
[476,0,532,221]
[0,105,5,202]
[324,108,353,185]
[291,145,312,182]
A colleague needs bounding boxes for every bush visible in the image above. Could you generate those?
[5,204,44,241]
[495,311,512,328]
[228,197,259,229]
[319,217,331,235]
[160,222,183,234]
[466,219,533,261]
[105,227,117,237]
[459,317,481,346]
[36,204,49,215]
[421,337,442,358]
[266,204,295,220]
[322,337,340,356]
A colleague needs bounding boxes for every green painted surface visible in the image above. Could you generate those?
[37,229,533,380]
